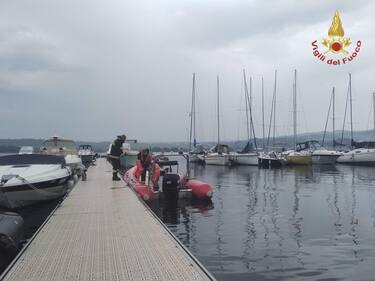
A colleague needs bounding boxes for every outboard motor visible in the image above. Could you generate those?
[162,173,180,200]
[0,212,24,271]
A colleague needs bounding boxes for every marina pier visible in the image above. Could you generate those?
[0,159,215,281]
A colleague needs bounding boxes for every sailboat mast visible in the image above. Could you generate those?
[249,76,253,142]
[243,70,250,144]
[332,87,335,147]
[293,69,297,150]
[273,70,277,145]
[373,92,375,136]
[189,73,195,152]
[217,75,220,146]
[262,76,265,149]
[349,73,353,144]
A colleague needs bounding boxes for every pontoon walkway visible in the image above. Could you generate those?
[0,159,215,281]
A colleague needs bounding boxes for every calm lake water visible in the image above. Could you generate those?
[152,163,375,281]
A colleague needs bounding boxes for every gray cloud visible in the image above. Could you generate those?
[0,0,374,143]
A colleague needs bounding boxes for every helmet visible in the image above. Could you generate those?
[117,134,126,141]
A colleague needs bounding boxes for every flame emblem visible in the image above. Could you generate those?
[322,11,351,54]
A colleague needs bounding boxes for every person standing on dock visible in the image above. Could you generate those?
[109,135,126,181]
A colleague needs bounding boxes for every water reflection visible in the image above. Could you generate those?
[152,163,375,281]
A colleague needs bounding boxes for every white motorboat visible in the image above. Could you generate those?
[205,144,230,166]
[0,154,72,209]
[337,147,375,165]
[40,137,85,177]
[287,141,340,165]
[78,144,96,169]
[312,149,341,165]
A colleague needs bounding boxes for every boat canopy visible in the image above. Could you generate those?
[296,140,322,152]
[0,154,66,166]
[210,144,229,154]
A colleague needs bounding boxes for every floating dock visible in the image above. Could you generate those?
[0,159,215,281]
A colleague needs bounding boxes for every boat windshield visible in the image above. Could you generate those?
[41,139,78,155]
[309,141,322,150]
[19,146,34,154]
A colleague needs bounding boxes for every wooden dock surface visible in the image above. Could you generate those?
[0,159,215,281]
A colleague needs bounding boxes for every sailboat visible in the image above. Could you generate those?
[231,70,258,166]
[258,70,287,167]
[204,76,230,166]
[188,73,206,163]
[337,75,375,165]
[286,69,313,165]
[312,87,342,165]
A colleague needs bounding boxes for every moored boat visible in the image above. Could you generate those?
[124,153,213,202]
[258,151,287,168]
[204,144,230,166]
[40,136,85,178]
[337,147,375,165]
[0,154,72,209]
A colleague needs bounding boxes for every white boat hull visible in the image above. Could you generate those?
[0,163,71,209]
[204,153,230,166]
[337,149,375,165]
[231,153,258,166]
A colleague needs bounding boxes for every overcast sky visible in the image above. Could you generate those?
[0,0,374,142]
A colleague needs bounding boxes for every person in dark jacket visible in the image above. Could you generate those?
[109,135,126,181]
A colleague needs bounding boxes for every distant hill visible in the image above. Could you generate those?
[0,129,374,153]
[0,139,111,153]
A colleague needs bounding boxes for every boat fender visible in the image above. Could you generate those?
[185,179,213,200]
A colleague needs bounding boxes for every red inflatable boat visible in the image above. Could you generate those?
[124,161,213,202]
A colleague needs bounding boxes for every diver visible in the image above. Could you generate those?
[109,135,126,181]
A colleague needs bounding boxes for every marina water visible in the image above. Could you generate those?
[152,163,375,281]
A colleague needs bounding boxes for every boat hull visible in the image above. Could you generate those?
[231,153,258,166]
[311,154,340,165]
[204,154,230,166]
[337,149,375,165]
[0,177,71,209]
[286,154,312,165]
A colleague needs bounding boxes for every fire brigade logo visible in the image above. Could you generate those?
[322,11,350,54]
[311,10,361,65]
